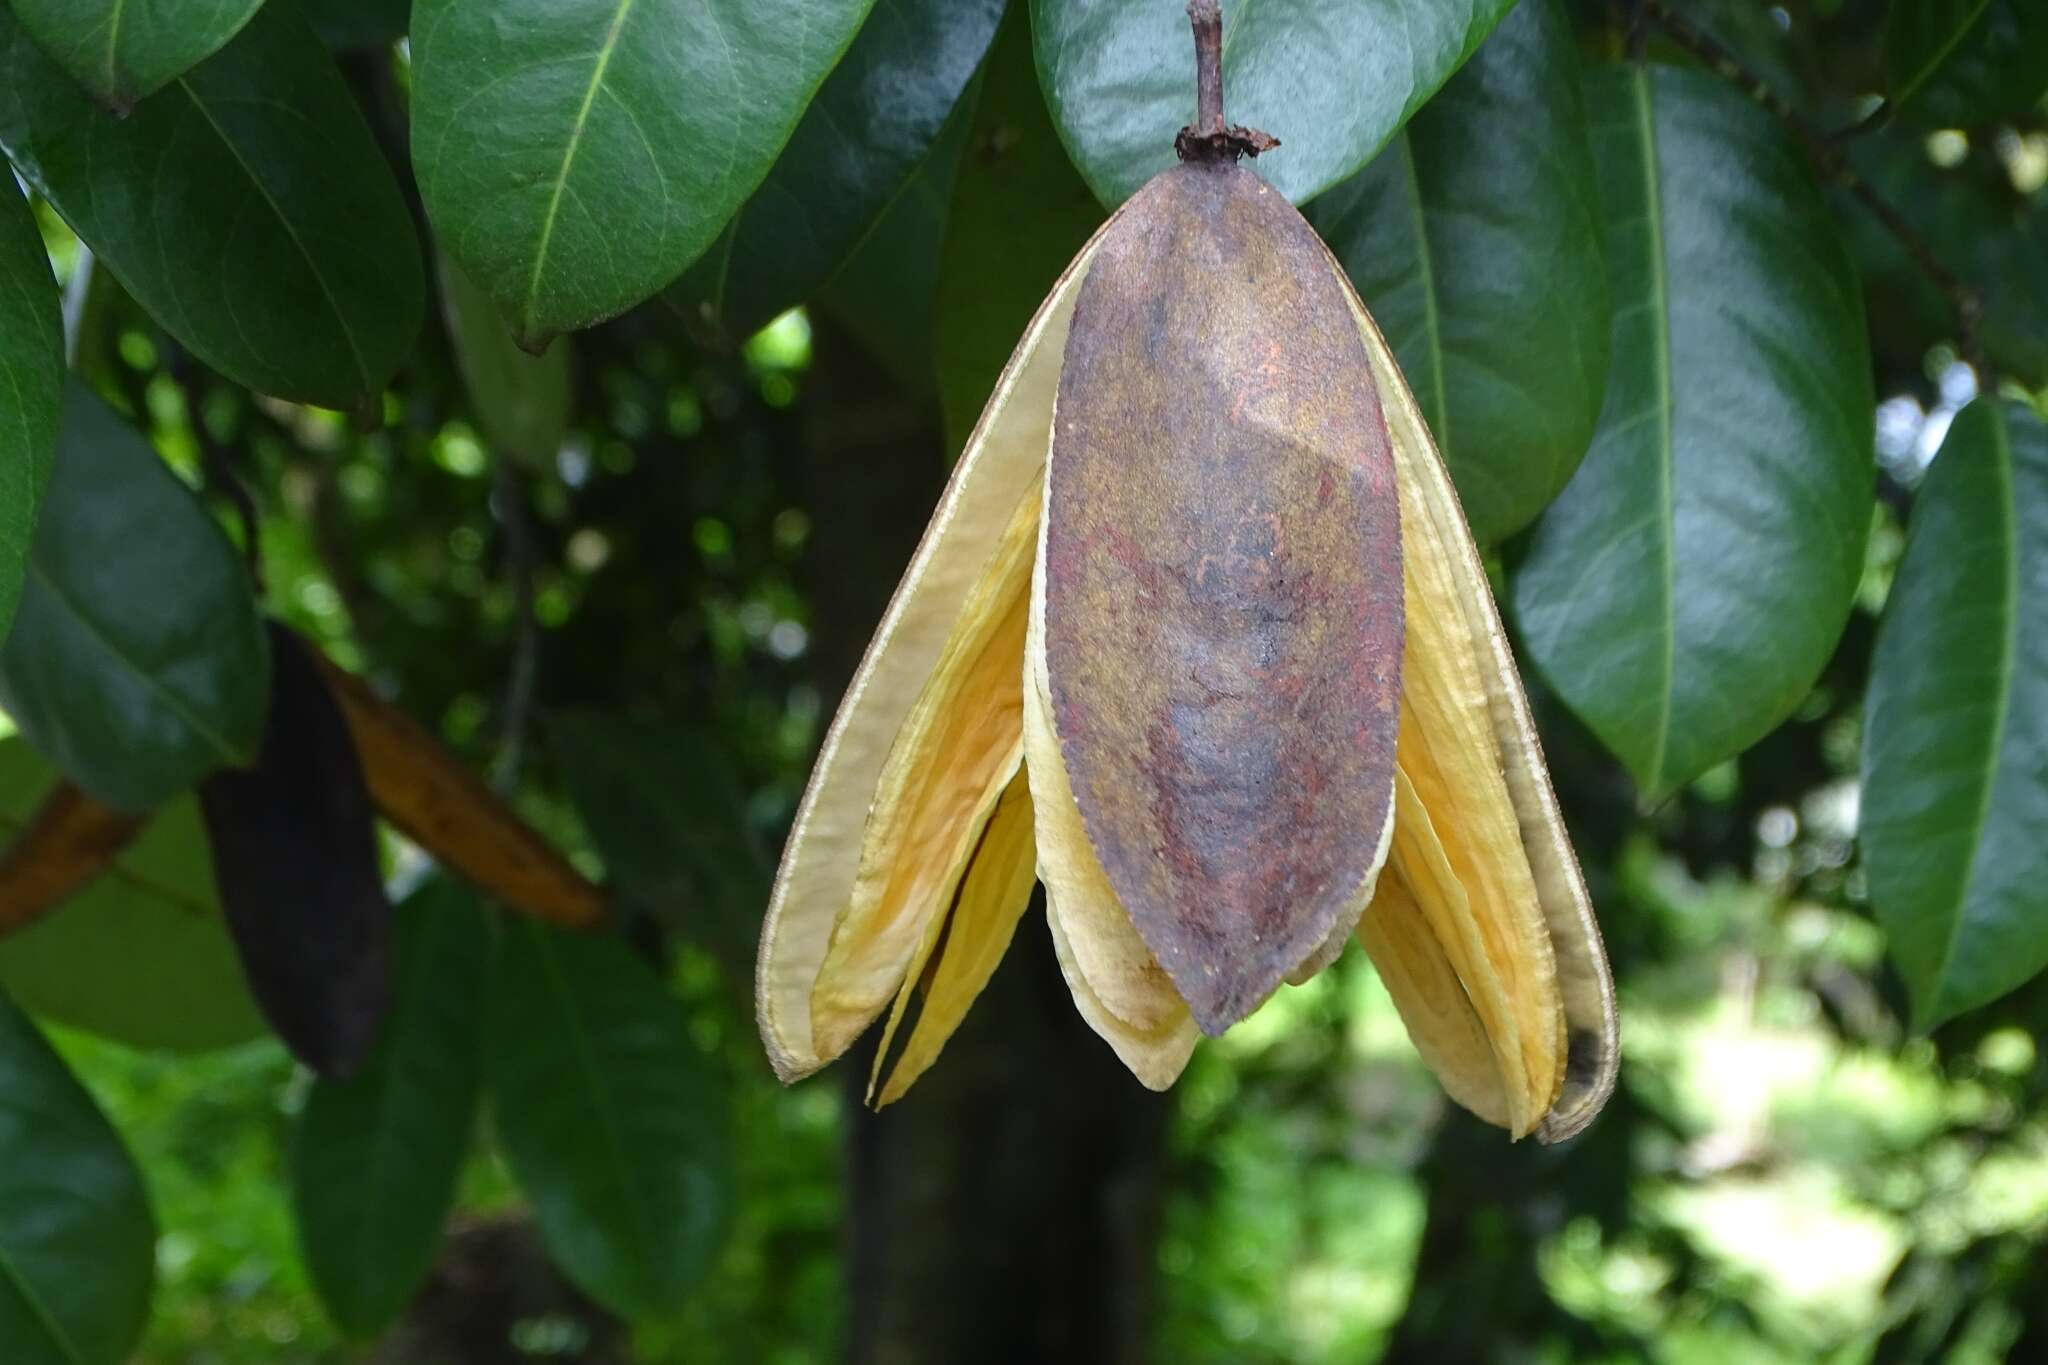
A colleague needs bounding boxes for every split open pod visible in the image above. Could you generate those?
[756,50,1617,1140]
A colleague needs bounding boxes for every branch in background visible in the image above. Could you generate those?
[166,346,267,588]
[490,457,541,794]
[1641,0,1987,378]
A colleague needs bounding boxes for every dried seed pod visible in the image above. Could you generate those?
[200,624,392,1077]
[314,652,607,930]
[757,0,1616,1139]
[0,781,144,934]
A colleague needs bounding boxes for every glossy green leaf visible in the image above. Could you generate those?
[0,735,267,1051]
[488,921,731,1318]
[816,69,979,397]
[411,0,878,348]
[294,879,488,1337]
[6,0,264,109]
[1031,0,1516,208]
[1510,65,1873,797]
[1863,400,2048,1028]
[302,0,410,49]
[0,2,424,410]
[1305,0,1607,545]
[0,384,269,811]
[669,0,1003,345]
[0,985,156,1365]
[0,173,61,644]
[1883,0,2048,128]
[440,256,572,470]
[934,4,1103,449]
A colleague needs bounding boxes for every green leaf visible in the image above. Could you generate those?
[816,68,979,397]
[934,4,1103,449]
[293,879,488,1337]
[439,256,573,470]
[0,985,156,1365]
[669,0,1004,345]
[1305,0,1608,545]
[0,173,61,644]
[1862,400,2048,1028]
[0,2,425,410]
[1509,65,1873,797]
[547,711,766,969]
[1883,0,2048,128]
[487,921,731,1319]
[1031,0,1517,208]
[5,0,264,109]
[411,0,878,348]
[0,384,270,811]
[0,736,267,1051]
[301,0,410,49]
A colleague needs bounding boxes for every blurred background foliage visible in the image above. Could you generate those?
[3,0,2048,1360]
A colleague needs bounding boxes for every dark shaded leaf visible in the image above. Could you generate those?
[0,735,267,1050]
[6,0,263,109]
[817,67,980,397]
[293,878,489,1337]
[488,920,731,1318]
[1863,400,2048,1028]
[0,173,61,642]
[1031,0,1516,208]
[0,2,424,410]
[1510,66,1873,796]
[1306,0,1607,545]
[439,255,572,471]
[302,0,410,49]
[0,384,269,811]
[411,0,878,348]
[200,624,392,1076]
[669,0,1003,345]
[934,4,1103,450]
[1883,0,2048,127]
[0,985,156,1365]
[547,710,766,969]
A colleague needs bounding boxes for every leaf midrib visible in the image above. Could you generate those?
[522,0,642,341]
[0,1209,87,1364]
[1924,406,2018,1022]
[1394,132,1449,453]
[1630,65,1678,789]
[1892,0,1994,109]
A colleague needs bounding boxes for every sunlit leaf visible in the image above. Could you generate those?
[411,0,878,348]
[0,737,265,1050]
[1306,0,1608,544]
[0,384,269,811]
[1031,0,1516,207]
[0,2,424,410]
[1510,65,1873,796]
[1863,400,2048,1028]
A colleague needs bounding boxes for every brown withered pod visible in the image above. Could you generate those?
[758,0,1618,1141]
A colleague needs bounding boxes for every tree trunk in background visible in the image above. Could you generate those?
[805,328,1169,1365]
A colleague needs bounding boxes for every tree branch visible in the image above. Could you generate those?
[166,348,267,590]
[1640,0,1986,377]
[490,458,541,794]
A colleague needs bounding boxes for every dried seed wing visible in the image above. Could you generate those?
[1357,859,1514,1129]
[811,487,1039,1059]
[758,221,1115,1083]
[1384,765,1548,1136]
[0,782,144,935]
[1044,889,1200,1091]
[1284,827,1383,988]
[1026,517,1189,1034]
[200,624,391,1078]
[1043,160,1402,1035]
[871,771,1038,1107]
[316,653,605,929]
[1330,249,1618,1141]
